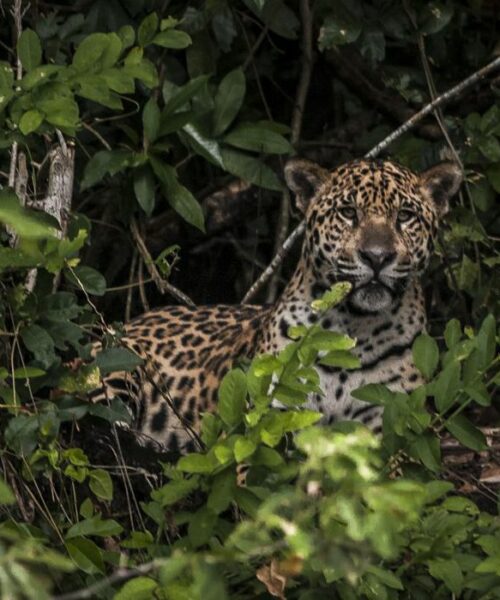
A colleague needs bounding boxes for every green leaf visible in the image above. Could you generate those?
[464,383,491,407]
[73,33,122,72]
[19,109,44,135]
[152,30,192,49]
[17,29,42,71]
[188,506,217,548]
[419,2,454,35]
[66,265,106,296]
[234,437,257,462]
[12,367,46,379]
[207,470,236,513]
[0,189,57,239]
[162,75,209,117]
[138,13,159,47]
[444,319,461,349]
[445,414,487,451]
[4,415,39,455]
[151,477,199,506]
[66,537,104,574]
[118,25,135,49]
[319,12,361,49]
[408,432,441,472]
[143,97,160,144]
[224,123,293,154]
[433,361,461,413]
[319,350,360,369]
[221,148,283,191]
[21,324,56,368]
[177,453,217,474]
[150,157,205,231]
[39,96,79,130]
[366,566,403,590]
[134,165,156,216]
[115,577,158,600]
[94,347,143,375]
[351,384,394,405]
[476,314,496,369]
[479,136,500,162]
[89,469,113,501]
[213,68,246,136]
[244,0,299,39]
[66,516,123,539]
[0,478,15,504]
[412,333,439,380]
[218,368,247,427]
[181,123,224,168]
[81,150,132,190]
[428,559,463,596]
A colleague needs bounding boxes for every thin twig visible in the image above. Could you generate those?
[130,218,195,308]
[266,0,313,303]
[242,54,500,303]
[53,560,162,600]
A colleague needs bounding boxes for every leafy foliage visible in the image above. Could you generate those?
[1,0,500,598]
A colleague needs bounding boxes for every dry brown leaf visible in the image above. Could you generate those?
[256,559,287,599]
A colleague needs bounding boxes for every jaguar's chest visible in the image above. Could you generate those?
[262,297,424,429]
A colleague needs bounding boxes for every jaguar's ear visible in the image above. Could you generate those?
[284,159,329,214]
[419,161,462,217]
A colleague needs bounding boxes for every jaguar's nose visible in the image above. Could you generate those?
[359,248,396,272]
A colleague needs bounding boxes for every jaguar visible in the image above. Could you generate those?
[91,157,462,452]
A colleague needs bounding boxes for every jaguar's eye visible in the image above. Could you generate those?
[397,209,415,223]
[339,206,357,220]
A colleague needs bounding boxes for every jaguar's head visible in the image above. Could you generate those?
[285,158,462,314]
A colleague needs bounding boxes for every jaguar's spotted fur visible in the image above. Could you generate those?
[91,158,462,452]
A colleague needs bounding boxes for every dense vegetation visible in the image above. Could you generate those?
[1,0,500,597]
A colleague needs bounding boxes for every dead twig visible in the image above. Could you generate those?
[242,54,500,303]
[130,218,195,308]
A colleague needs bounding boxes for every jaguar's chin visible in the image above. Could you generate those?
[348,281,394,314]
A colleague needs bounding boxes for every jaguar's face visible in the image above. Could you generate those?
[285,158,462,314]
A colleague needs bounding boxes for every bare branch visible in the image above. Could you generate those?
[53,560,161,600]
[242,55,500,303]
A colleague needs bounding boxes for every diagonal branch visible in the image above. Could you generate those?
[242,54,500,304]
[130,218,195,308]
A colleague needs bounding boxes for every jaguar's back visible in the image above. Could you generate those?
[93,304,271,451]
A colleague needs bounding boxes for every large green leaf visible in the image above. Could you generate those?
[66,538,105,574]
[17,29,42,71]
[150,157,205,231]
[94,347,143,374]
[153,30,192,49]
[412,334,439,380]
[213,68,246,136]
[143,97,160,143]
[162,75,210,117]
[138,13,159,47]
[0,190,57,239]
[218,368,247,427]
[19,109,44,135]
[81,150,133,190]
[224,123,293,154]
[72,33,122,72]
[181,123,224,168]
[115,577,158,600]
[134,165,156,216]
[221,148,283,191]
[445,414,487,451]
